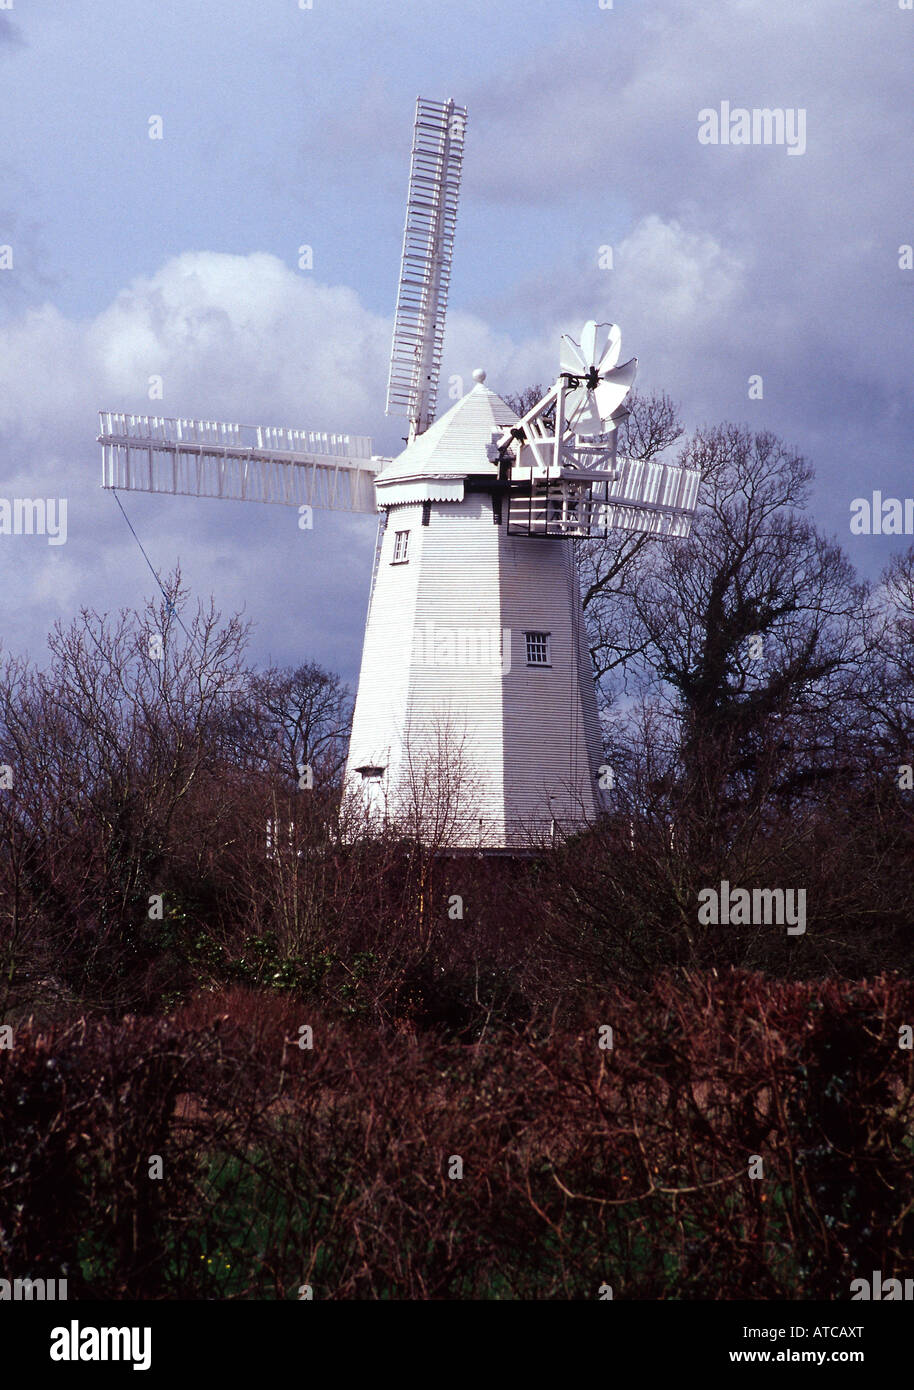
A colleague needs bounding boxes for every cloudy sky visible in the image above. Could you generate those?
[1,0,911,681]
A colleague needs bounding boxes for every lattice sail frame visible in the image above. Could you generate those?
[386,96,467,440]
[98,412,379,514]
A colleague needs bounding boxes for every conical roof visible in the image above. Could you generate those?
[373,382,518,484]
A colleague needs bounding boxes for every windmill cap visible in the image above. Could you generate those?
[374,381,517,485]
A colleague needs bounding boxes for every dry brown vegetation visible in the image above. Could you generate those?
[2,975,911,1299]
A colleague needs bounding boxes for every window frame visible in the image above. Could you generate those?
[391,529,410,564]
[524,630,552,668]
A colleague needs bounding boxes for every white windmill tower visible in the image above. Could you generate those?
[96,95,700,851]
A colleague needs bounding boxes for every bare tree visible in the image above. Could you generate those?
[0,572,253,1010]
[859,545,914,760]
[624,428,865,828]
[218,661,353,789]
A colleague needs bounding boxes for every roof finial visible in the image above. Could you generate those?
[472,367,486,384]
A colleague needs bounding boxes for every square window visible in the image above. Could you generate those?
[392,530,410,563]
[525,631,551,666]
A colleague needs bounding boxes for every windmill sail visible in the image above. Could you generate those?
[98,412,380,514]
[506,455,701,539]
[386,96,467,440]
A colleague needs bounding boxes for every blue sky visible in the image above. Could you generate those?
[1,0,912,682]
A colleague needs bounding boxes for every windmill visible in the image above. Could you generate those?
[96,95,700,851]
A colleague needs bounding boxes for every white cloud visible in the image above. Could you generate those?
[0,253,396,672]
[613,217,745,330]
[82,251,391,432]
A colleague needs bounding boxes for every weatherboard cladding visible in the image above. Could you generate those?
[407,494,506,838]
[575,563,606,806]
[499,532,601,839]
[345,382,604,846]
[345,502,424,795]
[345,495,507,841]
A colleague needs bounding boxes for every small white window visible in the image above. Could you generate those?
[392,530,410,564]
[525,631,551,667]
